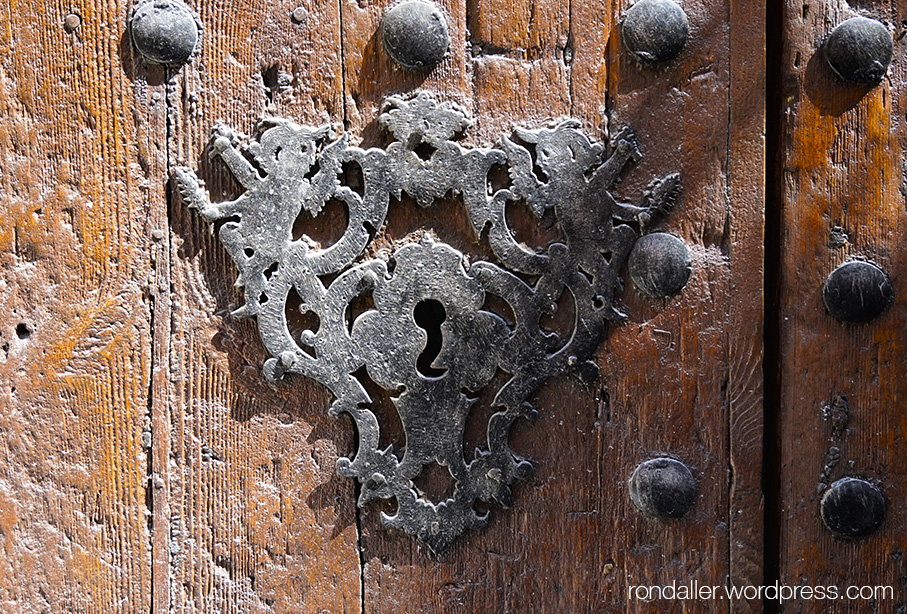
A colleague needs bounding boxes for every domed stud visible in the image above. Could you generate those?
[825,16,893,85]
[291,6,308,24]
[628,233,692,298]
[130,0,200,66]
[64,13,81,33]
[382,0,449,70]
[821,478,886,538]
[629,457,697,520]
[822,261,894,323]
[622,0,689,63]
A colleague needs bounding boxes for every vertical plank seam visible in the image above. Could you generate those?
[336,0,365,608]
[149,67,179,614]
[762,0,785,612]
[147,238,158,614]
[354,482,366,614]
[465,0,478,122]
[338,0,349,130]
[725,3,734,613]
[163,70,174,614]
[567,0,574,116]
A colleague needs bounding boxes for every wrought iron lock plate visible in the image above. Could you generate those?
[173,92,680,552]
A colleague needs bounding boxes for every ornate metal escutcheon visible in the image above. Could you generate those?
[173,92,680,552]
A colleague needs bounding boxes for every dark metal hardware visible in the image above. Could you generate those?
[824,16,893,85]
[129,0,201,66]
[822,260,894,323]
[382,0,449,70]
[628,232,692,298]
[629,457,696,519]
[173,92,680,552]
[821,477,886,538]
[622,0,689,63]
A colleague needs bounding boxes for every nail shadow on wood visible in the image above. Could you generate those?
[354,27,432,112]
[803,47,875,117]
[118,25,166,86]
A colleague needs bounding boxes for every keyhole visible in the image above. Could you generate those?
[414,299,447,377]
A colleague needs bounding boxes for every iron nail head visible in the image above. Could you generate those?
[822,260,894,323]
[622,0,689,63]
[821,477,886,538]
[825,17,893,85]
[382,0,450,70]
[130,0,200,66]
[629,457,697,520]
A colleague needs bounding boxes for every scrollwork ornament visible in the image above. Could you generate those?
[173,92,680,552]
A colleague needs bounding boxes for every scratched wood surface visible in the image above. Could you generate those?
[0,0,765,612]
[337,0,765,612]
[777,1,907,612]
[0,0,163,611]
[165,0,362,612]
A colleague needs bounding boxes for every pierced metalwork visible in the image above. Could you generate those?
[173,92,680,552]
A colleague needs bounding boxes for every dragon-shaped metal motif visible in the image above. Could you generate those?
[173,92,679,552]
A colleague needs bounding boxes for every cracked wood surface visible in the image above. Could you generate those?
[166,1,361,612]
[347,0,763,612]
[777,1,907,611]
[1,0,764,611]
[0,0,161,611]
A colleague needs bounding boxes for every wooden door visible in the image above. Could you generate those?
[774,2,907,611]
[0,0,900,611]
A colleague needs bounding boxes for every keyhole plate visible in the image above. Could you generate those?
[173,92,681,552]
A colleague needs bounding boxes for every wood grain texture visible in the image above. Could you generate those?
[0,0,765,610]
[165,0,361,612]
[728,0,767,608]
[340,0,763,612]
[0,0,161,611]
[778,1,907,611]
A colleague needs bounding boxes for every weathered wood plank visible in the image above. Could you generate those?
[0,0,768,610]
[599,4,764,609]
[165,0,362,611]
[728,0,766,608]
[340,0,470,134]
[778,1,907,611]
[337,1,765,613]
[0,0,770,610]
[0,0,161,611]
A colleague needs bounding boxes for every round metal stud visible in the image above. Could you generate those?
[622,0,689,63]
[629,457,697,520]
[822,260,894,323]
[130,0,200,66]
[825,16,893,85]
[821,477,886,538]
[382,0,449,70]
[64,13,81,32]
[291,6,308,24]
[628,232,692,298]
